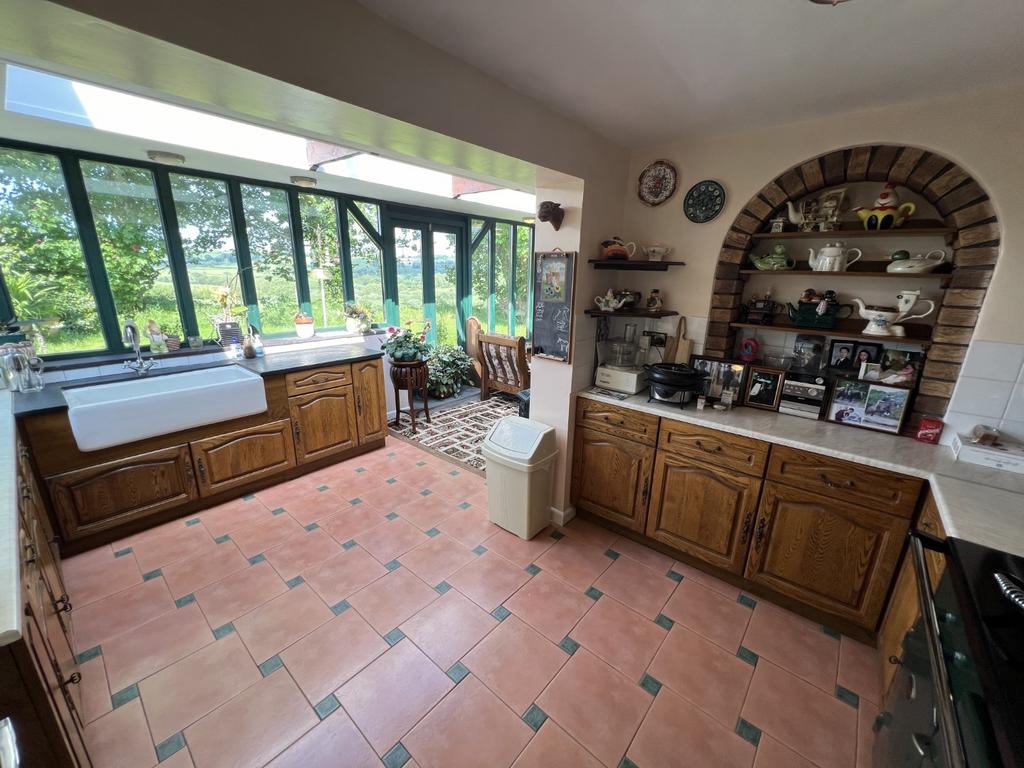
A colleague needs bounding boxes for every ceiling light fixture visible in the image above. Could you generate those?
[146,149,186,165]
[808,0,852,4]
[522,217,536,225]
[290,175,318,188]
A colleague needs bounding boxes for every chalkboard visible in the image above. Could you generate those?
[530,250,577,363]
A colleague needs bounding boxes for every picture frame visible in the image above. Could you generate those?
[743,366,785,411]
[530,250,577,363]
[828,339,883,371]
[875,348,924,387]
[689,355,747,403]
[826,378,910,434]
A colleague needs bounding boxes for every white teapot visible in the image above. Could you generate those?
[851,289,935,337]
[808,242,862,272]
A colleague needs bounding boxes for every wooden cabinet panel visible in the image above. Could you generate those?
[352,358,387,444]
[190,419,296,497]
[571,427,655,533]
[658,420,769,477]
[646,451,761,574]
[744,482,909,629]
[289,386,358,464]
[767,445,923,518]
[47,445,199,542]
[575,398,660,446]
[917,494,946,588]
[285,364,352,395]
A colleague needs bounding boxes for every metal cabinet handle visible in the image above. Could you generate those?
[739,513,753,545]
[293,422,302,444]
[641,477,650,506]
[602,415,626,426]
[196,458,207,481]
[695,440,722,453]
[754,518,767,551]
[53,595,72,614]
[818,472,854,489]
[59,672,82,689]
[356,393,362,414]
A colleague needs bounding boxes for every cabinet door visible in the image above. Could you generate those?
[47,445,199,542]
[289,386,358,464]
[744,482,909,629]
[571,427,654,532]
[352,358,387,444]
[190,419,297,497]
[646,452,761,574]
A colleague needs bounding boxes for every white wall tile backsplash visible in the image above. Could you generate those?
[960,340,1024,382]
[945,340,1024,444]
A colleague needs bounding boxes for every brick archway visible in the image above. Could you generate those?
[707,144,1000,425]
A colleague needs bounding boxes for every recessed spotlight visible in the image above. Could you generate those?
[290,175,318,188]
[146,150,186,165]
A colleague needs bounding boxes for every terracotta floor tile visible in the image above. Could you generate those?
[437,506,500,548]
[194,561,287,629]
[103,602,213,693]
[511,720,603,768]
[399,534,476,586]
[400,590,497,670]
[302,548,387,607]
[536,648,651,767]
[484,526,557,567]
[228,513,304,558]
[320,503,388,543]
[448,551,532,611]
[348,567,438,634]
[648,623,753,728]
[264,528,342,581]
[73,577,176,653]
[278,487,349,525]
[161,541,249,600]
[78,654,112,724]
[184,668,317,768]
[742,601,839,693]
[857,699,881,768]
[111,517,192,551]
[255,476,319,511]
[280,610,388,705]
[609,535,676,574]
[266,709,380,768]
[742,660,858,768]
[534,537,615,591]
[592,555,677,619]
[356,517,430,563]
[393,493,461,531]
[355,480,420,511]
[139,632,260,744]
[199,497,272,539]
[839,635,882,706]
[504,571,594,643]
[672,560,743,599]
[159,749,195,768]
[754,736,818,768]
[559,517,618,549]
[336,639,454,754]
[423,474,478,503]
[404,674,532,768]
[84,698,156,768]
[131,523,218,573]
[463,615,567,715]
[627,686,755,768]
[233,583,333,663]
[661,578,752,653]
[572,596,667,682]
[389,465,443,492]
[64,547,142,608]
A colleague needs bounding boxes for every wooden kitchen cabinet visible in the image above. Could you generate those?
[47,444,199,542]
[285,364,352,395]
[744,481,909,629]
[571,426,654,532]
[575,398,660,445]
[352,358,388,443]
[189,419,296,497]
[289,386,358,463]
[646,451,761,574]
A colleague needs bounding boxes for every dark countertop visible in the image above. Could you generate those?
[11,344,383,417]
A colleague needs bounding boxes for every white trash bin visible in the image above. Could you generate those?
[481,416,558,540]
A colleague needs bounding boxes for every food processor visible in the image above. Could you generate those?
[594,323,648,394]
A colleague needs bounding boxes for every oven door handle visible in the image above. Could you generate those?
[908,529,967,768]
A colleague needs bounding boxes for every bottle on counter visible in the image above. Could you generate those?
[249,324,265,357]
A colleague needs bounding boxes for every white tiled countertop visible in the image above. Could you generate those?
[0,390,20,646]
[577,389,1024,557]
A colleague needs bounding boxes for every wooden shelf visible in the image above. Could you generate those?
[740,263,951,282]
[588,259,687,271]
[729,320,932,346]
[750,221,955,242]
[585,309,679,319]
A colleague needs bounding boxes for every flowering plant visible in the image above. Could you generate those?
[382,321,430,361]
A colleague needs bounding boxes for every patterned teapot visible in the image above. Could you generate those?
[808,242,862,272]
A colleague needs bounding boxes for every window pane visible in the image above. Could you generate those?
[471,225,490,331]
[81,160,182,339]
[395,226,424,328]
[299,194,345,328]
[514,225,532,336]
[470,218,484,241]
[240,185,297,334]
[347,208,384,324]
[493,222,512,335]
[432,230,457,346]
[353,200,380,233]
[169,174,240,340]
[0,148,104,354]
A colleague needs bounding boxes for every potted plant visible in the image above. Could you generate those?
[294,312,315,338]
[427,344,473,398]
[344,303,370,334]
[382,322,430,362]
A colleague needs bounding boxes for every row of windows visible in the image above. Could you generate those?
[0,142,532,356]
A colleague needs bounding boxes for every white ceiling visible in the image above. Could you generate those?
[357,0,1024,147]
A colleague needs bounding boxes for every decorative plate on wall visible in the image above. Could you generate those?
[683,179,726,223]
[637,160,678,207]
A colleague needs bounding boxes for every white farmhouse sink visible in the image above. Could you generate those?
[66,365,268,451]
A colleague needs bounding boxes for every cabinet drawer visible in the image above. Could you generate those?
[658,420,769,477]
[285,365,352,395]
[767,445,922,518]
[575,398,659,445]
[190,419,296,496]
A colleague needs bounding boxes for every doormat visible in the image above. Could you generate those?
[389,394,519,472]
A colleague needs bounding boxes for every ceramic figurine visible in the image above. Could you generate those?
[750,244,795,271]
[646,289,663,311]
[537,201,564,231]
[851,290,936,336]
[594,289,627,312]
[854,183,916,230]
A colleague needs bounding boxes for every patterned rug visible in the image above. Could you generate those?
[389,394,519,471]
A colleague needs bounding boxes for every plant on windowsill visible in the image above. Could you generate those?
[343,303,371,334]
[294,312,315,339]
[382,321,430,362]
[426,344,473,398]
[211,275,248,342]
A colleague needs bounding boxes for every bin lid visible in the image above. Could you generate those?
[483,416,556,460]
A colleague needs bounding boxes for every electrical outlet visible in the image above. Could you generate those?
[643,331,667,348]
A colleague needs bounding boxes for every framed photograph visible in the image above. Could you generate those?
[828,340,883,371]
[690,355,747,403]
[743,366,785,411]
[827,379,910,434]
[859,362,883,381]
[875,349,924,387]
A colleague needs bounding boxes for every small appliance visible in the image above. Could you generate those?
[594,324,647,395]
[643,363,706,407]
[778,372,826,419]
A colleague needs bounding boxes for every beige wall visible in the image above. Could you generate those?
[620,84,1023,344]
